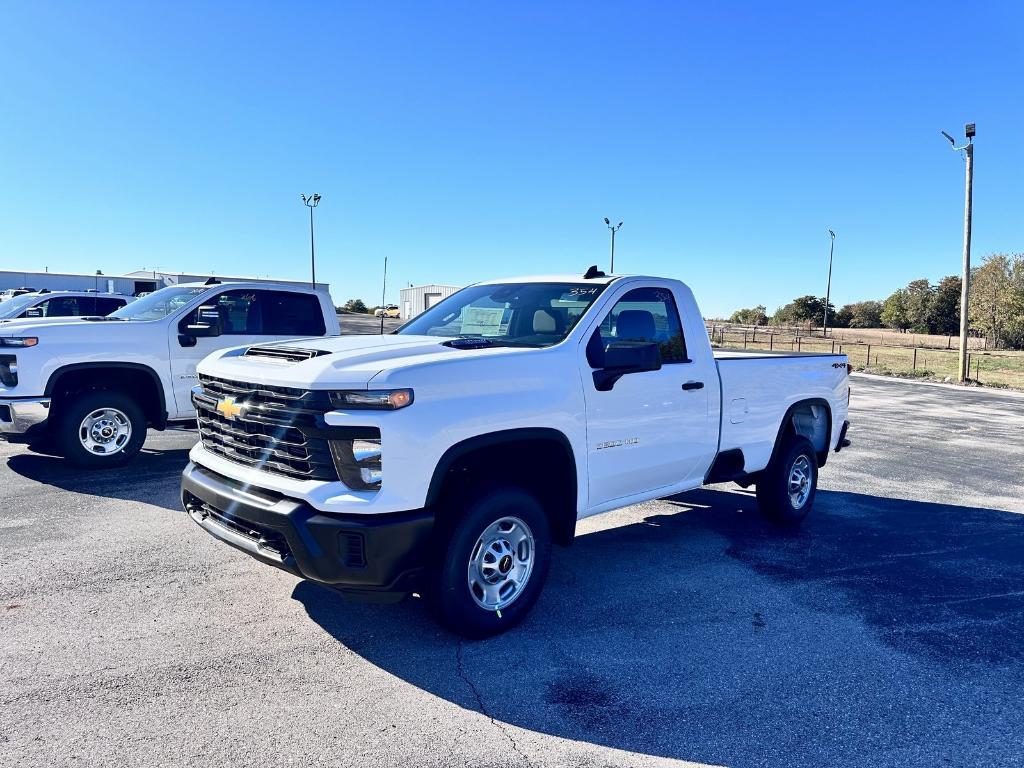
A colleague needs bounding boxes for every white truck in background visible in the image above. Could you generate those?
[0,281,339,466]
[181,268,851,638]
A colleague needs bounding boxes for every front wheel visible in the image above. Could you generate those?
[55,390,147,468]
[430,486,551,639]
[755,436,818,526]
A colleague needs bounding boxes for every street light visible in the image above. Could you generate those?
[604,218,623,273]
[823,229,836,336]
[940,122,975,383]
[379,255,388,335]
[301,193,322,288]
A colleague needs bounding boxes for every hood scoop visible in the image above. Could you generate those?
[243,345,330,363]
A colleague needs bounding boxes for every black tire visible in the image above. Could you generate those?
[430,486,551,639]
[54,389,147,468]
[755,436,818,526]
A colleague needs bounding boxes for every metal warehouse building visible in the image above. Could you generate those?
[0,268,328,297]
[399,283,461,319]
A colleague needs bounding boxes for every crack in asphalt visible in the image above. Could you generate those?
[455,640,535,767]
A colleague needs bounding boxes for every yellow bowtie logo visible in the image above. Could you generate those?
[216,396,244,421]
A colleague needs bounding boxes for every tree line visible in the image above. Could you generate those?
[728,252,1024,349]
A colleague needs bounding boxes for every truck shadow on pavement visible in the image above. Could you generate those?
[294,487,1024,767]
[6,446,192,511]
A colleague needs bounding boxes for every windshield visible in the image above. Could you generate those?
[110,285,211,321]
[397,282,607,347]
[0,293,41,319]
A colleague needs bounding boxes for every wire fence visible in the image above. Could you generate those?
[706,324,1024,389]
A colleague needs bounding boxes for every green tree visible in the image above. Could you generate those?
[930,276,961,336]
[343,298,369,314]
[881,290,910,330]
[902,279,935,333]
[839,300,883,328]
[969,254,1021,348]
[729,305,768,326]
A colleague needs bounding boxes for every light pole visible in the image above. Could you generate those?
[301,193,321,288]
[604,218,623,273]
[941,123,975,383]
[379,255,388,335]
[823,229,835,336]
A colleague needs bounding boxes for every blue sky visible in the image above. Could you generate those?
[1,1,1021,317]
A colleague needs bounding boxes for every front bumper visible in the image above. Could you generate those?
[0,397,51,439]
[181,461,434,600]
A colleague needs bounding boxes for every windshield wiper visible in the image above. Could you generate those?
[443,336,542,350]
[82,316,125,322]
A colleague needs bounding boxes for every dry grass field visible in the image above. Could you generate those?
[707,324,1024,389]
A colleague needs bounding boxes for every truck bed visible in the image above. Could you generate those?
[714,350,848,474]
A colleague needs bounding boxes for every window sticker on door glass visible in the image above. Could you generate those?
[461,306,508,336]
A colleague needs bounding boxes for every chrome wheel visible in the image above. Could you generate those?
[788,454,813,509]
[467,516,535,611]
[79,407,132,455]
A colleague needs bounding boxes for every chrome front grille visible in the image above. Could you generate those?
[193,374,338,481]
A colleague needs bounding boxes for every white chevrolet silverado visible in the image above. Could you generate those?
[0,281,338,466]
[181,269,851,637]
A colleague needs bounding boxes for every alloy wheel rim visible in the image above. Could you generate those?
[467,516,535,611]
[79,407,132,455]
[788,454,813,509]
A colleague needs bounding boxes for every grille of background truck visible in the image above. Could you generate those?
[193,374,338,481]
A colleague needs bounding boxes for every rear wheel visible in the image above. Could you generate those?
[430,486,551,638]
[755,436,818,526]
[55,390,147,468]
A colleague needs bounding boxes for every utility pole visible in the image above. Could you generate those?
[604,218,623,273]
[301,193,321,288]
[823,229,835,336]
[941,123,975,382]
[379,255,388,335]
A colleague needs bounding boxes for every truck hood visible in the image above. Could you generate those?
[0,316,95,327]
[0,317,139,335]
[199,334,537,390]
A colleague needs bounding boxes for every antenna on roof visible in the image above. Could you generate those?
[204,277,221,285]
[583,265,606,279]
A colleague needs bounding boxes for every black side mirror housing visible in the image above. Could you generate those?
[592,340,661,391]
[183,304,222,338]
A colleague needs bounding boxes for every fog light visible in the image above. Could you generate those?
[329,435,383,491]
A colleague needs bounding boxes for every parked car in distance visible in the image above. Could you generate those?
[374,304,401,318]
[0,280,340,466]
[181,267,852,638]
[0,288,37,302]
[0,290,135,322]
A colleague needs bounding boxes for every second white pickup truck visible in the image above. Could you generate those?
[181,269,851,637]
[0,280,338,466]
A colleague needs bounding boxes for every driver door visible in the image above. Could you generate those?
[581,284,715,509]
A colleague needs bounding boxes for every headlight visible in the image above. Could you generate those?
[329,389,413,410]
[329,434,383,491]
[0,337,38,348]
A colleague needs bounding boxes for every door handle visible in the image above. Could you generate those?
[681,381,704,391]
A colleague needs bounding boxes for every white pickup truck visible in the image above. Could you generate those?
[181,269,851,637]
[0,281,338,466]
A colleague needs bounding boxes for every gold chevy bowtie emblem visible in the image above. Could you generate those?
[216,396,244,421]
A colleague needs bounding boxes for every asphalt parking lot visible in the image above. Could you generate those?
[3,375,1023,768]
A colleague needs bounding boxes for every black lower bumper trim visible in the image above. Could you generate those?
[181,462,434,596]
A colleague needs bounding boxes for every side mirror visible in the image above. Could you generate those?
[24,307,44,318]
[593,340,661,391]
[184,304,222,338]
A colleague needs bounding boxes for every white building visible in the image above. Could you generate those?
[399,284,461,319]
[0,268,328,297]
